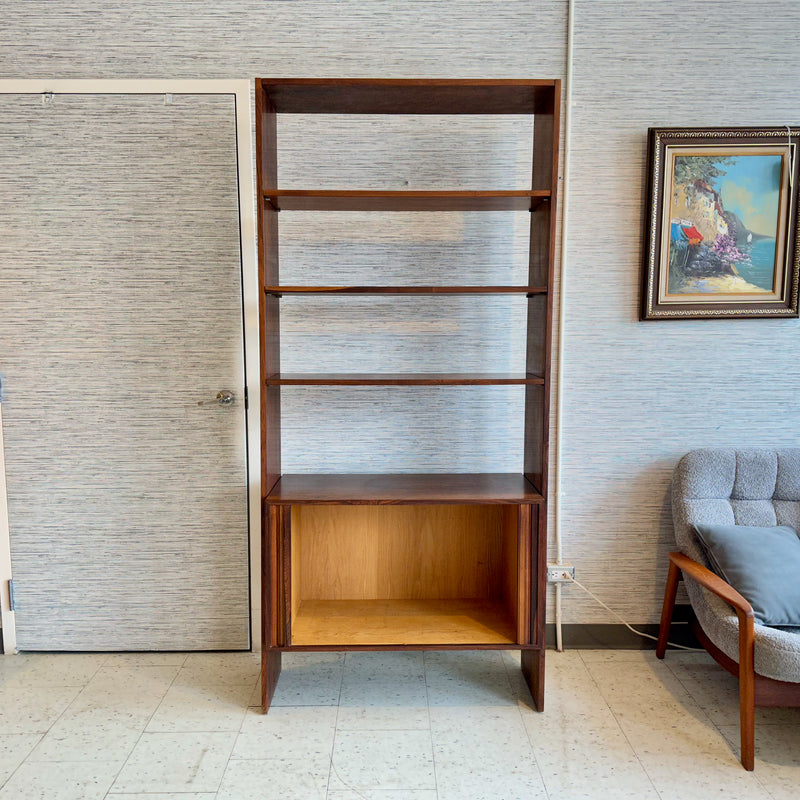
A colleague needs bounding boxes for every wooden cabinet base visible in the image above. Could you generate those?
[260,492,546,714]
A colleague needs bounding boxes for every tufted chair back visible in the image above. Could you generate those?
[672,448,800,570]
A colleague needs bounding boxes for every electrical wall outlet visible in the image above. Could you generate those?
[547,565,575,582]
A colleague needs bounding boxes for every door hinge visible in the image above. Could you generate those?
[244,386,249,410]
[7,579,15,611]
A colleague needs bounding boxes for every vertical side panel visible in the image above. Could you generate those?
[257,81,282,708]
[521,648,545,712]
[525,82,560,492]
[522,501,547,711]
[261,502,283,711]
[523,384,545,493]
[256,80,281,496]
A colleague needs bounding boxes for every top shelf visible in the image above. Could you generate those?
[260,79,558,115]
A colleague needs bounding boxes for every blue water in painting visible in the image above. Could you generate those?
[737,238,776,291]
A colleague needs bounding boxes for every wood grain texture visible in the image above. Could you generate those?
[256,81,282,496]
[291,599,517,646]
[265,373,543,386]
[292,504,508,601]
[502,505,521,639]
[0,94,250,649]
[260,79,557,114]
[266,473,543,504]
[265,189,549,212]
[266,286,546,295]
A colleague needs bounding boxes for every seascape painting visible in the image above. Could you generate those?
[663,147,787,300]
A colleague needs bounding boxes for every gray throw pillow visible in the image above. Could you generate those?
[694,523,800,627]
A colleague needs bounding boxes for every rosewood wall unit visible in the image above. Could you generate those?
[256,78,560,712]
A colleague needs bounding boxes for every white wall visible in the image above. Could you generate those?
[2,0,800,626]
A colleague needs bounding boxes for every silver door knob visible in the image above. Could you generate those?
[198,390,235,407]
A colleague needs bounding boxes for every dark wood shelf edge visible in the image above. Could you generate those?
[265,473,545,505]
[265,373,545,386]
[263,190,551,212]
[259,79,558,115]
[264,189,551,197]
[270,643,544,652]
[265,286,548,296]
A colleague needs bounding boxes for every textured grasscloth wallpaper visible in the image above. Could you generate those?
[2,1,800,637]
[560,0,800,622]
[0,2,567,79]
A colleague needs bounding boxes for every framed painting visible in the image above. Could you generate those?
[641,127,800,319]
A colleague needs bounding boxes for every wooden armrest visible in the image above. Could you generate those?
[668,551,755,620]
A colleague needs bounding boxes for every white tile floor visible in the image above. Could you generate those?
[0,647,799,799]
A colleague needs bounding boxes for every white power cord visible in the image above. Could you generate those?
[562,574,703,652]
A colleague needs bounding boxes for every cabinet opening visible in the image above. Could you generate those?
[289,504,523,646]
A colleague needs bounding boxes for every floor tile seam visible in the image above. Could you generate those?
[706,722,789,796]
[105,654,188,794]
[522,654,604,800]
[578,653,666,800]
[422,651,440,800]
[77,653,108,684]
[142,669,256,736]
[499,650,550,798]
[100,652,191,666]
[210,730,241,797]
[585,651,720,725]
[326,652,348,800]
[659,654,731,732]
[0,732,44,792]
[752,768,781,800]
[21,680,85,759]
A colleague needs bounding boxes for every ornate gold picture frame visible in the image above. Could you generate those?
[641,127,800,319]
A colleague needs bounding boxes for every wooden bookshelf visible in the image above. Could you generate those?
[256,78,560,714]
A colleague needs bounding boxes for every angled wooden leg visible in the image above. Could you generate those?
[656,558,681,659]
[261,649,281,712]
[521,649,545,711]
[261,503,284,713]
[737,610,755,770]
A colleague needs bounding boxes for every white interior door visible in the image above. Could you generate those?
[0,92,250,650]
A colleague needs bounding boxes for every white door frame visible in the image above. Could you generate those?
[0,79,261,653]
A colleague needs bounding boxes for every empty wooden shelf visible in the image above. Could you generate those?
[264,189,550,212]
[264,373,545,386]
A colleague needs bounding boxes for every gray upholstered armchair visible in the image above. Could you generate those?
[657,448,800,770]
